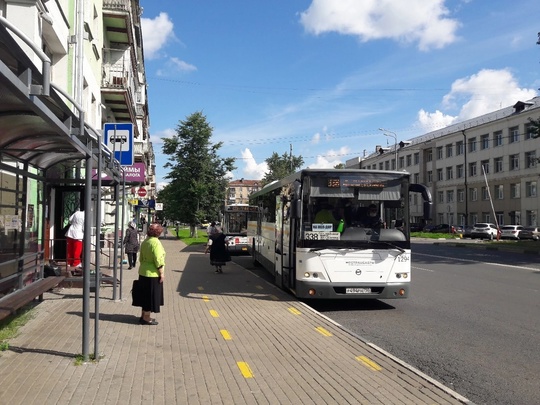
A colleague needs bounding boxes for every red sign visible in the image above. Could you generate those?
[137,188,147,197]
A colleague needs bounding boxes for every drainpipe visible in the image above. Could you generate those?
[462,130,468,226]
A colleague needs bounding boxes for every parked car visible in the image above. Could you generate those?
[519,226,540,241]
[462,225,473,238]
[422,224,437,232]
[500,225,524,240]
[451,225,464,234]
[470,223,499,240]
[410,223,424,232]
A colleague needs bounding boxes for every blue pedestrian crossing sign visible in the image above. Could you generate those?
[104,123,134,166]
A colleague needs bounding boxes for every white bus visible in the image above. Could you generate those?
[222,203,258,254]
[248,169,432,299]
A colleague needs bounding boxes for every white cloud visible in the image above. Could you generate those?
[417,68,538,131]
[311,133,321,144]
[169,57,197,72]
[300,0,460,51]
[240,148,268,180]
[308,146,351,169]
[141,13,175,59]
[150,128,176,145]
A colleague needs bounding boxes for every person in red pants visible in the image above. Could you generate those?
[65,209,85,269]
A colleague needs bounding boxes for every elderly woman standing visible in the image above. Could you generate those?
[123,221,140,270]
[137,223,166,325]
[204,225,230,273]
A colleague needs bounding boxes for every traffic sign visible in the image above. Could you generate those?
[138,187,147,197]
[104,123,134,166]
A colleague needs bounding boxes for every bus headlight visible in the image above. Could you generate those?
[304,272,321,279]
[304,272,310,278]
[395,273,409,279]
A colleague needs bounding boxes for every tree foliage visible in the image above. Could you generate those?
[158,112,235,232]
[261,151,304,186]
[528,117,540,138]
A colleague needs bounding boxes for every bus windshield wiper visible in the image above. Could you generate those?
[369,240,405,253]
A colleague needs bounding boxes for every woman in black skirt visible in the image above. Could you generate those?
[137,223,166,325]
[205,226,230,273]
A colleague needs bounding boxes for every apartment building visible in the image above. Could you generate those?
[346,98,540,227]
[0,1,153,300]
[226,179,261,205]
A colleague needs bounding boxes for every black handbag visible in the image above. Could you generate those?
[131,279,143,307]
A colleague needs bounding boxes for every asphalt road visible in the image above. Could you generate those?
[233,243,540,405]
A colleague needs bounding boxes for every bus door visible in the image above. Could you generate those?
[274,195,284,288]
[275,195,295,291]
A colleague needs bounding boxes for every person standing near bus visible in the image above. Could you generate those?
[65,208,85,269]
[204,225,230,273]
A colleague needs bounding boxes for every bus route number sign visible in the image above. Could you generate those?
[304,231,341,240]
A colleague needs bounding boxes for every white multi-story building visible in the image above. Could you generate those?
[347,98,540,227]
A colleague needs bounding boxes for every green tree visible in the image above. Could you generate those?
[334,163,345,169]
[261,151,304,186]
[160,111,235,236]
[527,117,540,138]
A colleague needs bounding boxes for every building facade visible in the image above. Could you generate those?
[346,98,540,228]
[0,0,154,300]
[226,179,261,205]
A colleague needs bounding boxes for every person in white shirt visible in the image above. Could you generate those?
[65,209,85,268]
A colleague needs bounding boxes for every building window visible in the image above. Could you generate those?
[426,150,433,162]
[437,191,444,203]
[437,147,443,160]
[470,187,477,201]
[447,190,454,203]
[526,210,537,226]
[456,140,464,155]
[525,151,537,168]
[457,164,464,178]
[493,131,503,146]
[526,181,537,197]
[509,154,519,171]
[406,155,412,167]
[495,185,503,200]
[494,157,503,173]
[509,126,519,143]
[469,162,477,177]
[446,144,453,158]
[413,173,419,183]
[427,170,433,183]
[391,159,396,170]
[481,160,489,174]
[480,134,489,150]
[446,166,453,180]
[525,123,536,140]
[414,153,419,165]
[379,162,383,170]
[385,160,390,170]
[398,156,404,169]
[437,169,443,181]
[510,183,520,198]
[458,189,464,202]
[468,137,477,153]
[481,186,489,200]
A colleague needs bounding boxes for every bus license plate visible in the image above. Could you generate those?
[346,288,371,294]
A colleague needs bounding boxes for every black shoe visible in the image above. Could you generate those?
[139,318,158,325]
[128,267,132,270]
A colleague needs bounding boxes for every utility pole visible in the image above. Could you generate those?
[379,128,398,170]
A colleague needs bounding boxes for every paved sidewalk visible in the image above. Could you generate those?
[0,238,471,404]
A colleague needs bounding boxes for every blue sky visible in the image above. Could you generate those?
[139,0,540,187]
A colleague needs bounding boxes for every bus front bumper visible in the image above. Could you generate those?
[295,281,409,299]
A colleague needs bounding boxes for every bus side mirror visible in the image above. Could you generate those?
[291,199,301,219]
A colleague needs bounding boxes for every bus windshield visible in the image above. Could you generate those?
[301,172,408,244]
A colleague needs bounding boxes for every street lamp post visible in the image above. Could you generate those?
[379,128,397,169]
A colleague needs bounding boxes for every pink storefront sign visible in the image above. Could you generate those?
[92,162,146,184]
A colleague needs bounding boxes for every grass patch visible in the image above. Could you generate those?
[173,227,208,246]
[0,307,36,351]
[412,232,459,239]
[74,353,103,365]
